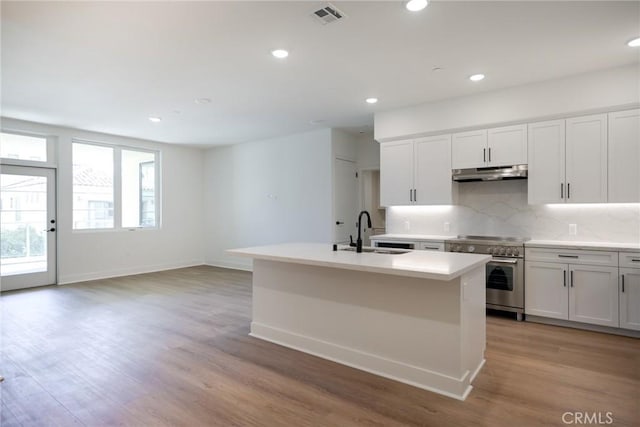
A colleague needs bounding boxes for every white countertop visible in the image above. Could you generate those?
[370,233,455,242]
[526,239,640,251]
[227,243,490,281]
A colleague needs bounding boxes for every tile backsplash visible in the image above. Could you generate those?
[386,180,640,243]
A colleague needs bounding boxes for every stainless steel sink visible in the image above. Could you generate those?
[339,247,410,255]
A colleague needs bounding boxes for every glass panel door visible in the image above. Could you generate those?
[1,165,56,291]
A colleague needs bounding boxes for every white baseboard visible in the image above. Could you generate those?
[251,322,482,401]
[58,259,204,285]
[526,315,640,338]
[205,258,253,272]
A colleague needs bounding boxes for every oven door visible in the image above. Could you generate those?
[486,258,524,309]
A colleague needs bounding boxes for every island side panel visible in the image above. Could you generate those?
[460,265,487,389]
[250,259,471,399]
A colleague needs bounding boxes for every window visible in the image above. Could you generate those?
[73,143,114,229]
[0,132,48,162]
[122,150,156,228]
[72,141,159,230]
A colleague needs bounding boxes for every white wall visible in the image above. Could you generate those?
[1,117,205,284]
[375,64,640,142]
[203,129,333,270]
[356,133,380,170]
[386,180,640,244]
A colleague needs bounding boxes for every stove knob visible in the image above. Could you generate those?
[513,248,519,256]
[455,245,462,252]
[506,248,513,256]
[498,247,506,255]
[468,245,475,253]
[489,247,496,255]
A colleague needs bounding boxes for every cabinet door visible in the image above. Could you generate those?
[414,135,456,205]
[569,264,618,327]
[525,261,568,319]
[527,120,565,204]
[608,109,640,203]
[487,124,527,167]
[380,140,414,207]
[451,129,487,169]
[620,268,640,331]
[565,114,608,203]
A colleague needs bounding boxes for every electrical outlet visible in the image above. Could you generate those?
[404,221,411,231]
[444,222,450,233]
[569,224,577,235]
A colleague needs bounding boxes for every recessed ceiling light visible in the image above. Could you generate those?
[406,0,428,12]
[469,74,485,82]
[271,49,289,59]
[195,98,211,104]
[366,98,378,104]
[628,37,640,47]
[148,116,162,123]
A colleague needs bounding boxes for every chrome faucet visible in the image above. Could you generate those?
[356,210,372,253]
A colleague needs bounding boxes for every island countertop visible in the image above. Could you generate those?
[227,243,491,281]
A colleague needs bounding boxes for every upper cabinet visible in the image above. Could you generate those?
[608,109,640,203]
[452,124,527,169]
[380,136,456,207]
[528,114,607,204]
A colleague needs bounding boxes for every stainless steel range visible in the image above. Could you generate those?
[445,235,529,320]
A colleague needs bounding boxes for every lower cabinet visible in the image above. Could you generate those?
[525,261,619,328]
[620,268,640,331]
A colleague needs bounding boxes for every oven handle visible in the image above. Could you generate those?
[489,258,519,264]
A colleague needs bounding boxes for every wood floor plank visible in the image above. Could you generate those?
[1,265,638,426]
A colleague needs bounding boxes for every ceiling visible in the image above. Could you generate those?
[1,1,638,146]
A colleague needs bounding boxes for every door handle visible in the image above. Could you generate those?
[44,228,56,232]
[621,274,625,293]
[335,221,344,225]
[570,270,574,287]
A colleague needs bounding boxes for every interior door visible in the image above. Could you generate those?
[334,158,358,244]
[1,166,56,291]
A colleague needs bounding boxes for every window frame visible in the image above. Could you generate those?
[71,139,160,232]
[0,130,57,167]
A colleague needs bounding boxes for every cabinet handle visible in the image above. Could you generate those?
[558,254,578,258]
[563,270,567,287]
[631,259,640,262]
[483,148,486,162]
[488,147,492,162]
[567,183,571,199]
[621,274,625,293]
[409,189,413,202]
[413,189,417,202]
[423,246,439,250]
[560,183,564,199]
[570,270,574,287]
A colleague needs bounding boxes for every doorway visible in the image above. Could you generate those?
[1,165,56,291]
[334,158,358,244]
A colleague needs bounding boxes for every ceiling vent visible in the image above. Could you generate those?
[311,3,346,25]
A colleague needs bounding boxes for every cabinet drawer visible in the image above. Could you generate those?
[620,252,640,269]
[525,247,618,266]
[418,241,444,251]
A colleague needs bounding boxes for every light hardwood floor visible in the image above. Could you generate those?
[1,266,638,426]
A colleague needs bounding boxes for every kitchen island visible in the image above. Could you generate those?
[228,243,491,400]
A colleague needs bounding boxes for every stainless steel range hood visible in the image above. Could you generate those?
[452,164,528,182]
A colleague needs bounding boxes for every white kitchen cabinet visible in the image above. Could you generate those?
[569,264,619,327]
[620,268,640,331]
[528,114,607,204]
[452,125,527,169]
[380,139,413,206]
[565,114,608,203]
[451,129,486,169]
[380,136,456,207]
[608,109,640,203]
[525,247,620,327]
[487,124,527,167]
[525,261,569,320]
[527,120,565,204]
